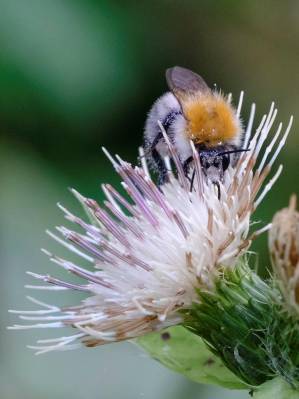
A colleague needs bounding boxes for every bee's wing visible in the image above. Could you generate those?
[166,66,210,97]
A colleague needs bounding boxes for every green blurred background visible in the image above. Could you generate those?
[1,1,298,398]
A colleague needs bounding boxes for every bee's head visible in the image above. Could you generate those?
[199,149,230,183]
[197,146,250,184]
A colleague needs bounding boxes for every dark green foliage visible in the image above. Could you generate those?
[183,261,299,388]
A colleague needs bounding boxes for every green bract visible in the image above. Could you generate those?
[185,261,299,388]
[139,260,299,394]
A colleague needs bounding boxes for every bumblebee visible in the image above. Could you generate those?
[144,66,245,186]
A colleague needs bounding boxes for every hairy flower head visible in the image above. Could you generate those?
[9,96,292,354]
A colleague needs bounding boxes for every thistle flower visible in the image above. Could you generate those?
[269,195,299,315]
[9,95,292,355]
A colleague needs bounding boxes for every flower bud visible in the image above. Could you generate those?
[269,195,299,313]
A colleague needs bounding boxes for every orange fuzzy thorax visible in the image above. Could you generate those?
[183,93,239,146]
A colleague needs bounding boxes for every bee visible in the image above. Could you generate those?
[144,66,246,189]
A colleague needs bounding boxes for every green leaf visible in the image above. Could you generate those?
[253,377,299,398]
[137,326,247,390]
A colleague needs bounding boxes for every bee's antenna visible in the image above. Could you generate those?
[218,148,250,157]
[190,169,196,192]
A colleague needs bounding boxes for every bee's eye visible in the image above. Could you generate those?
[222,154,230,171]
[213,159,220,168]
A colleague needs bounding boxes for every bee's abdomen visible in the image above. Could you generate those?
[162,109,182,133]
[144,92,182,147]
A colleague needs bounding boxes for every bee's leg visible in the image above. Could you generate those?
[146,129,168,185]
[151,148,168,185]
[183,157,197,191]
[190,169,196,192]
